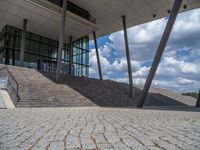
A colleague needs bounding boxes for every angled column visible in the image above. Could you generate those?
[137,0,183,107]
[196,90,200,107]
[56,0,67,81]
[19,19,28,66]
[69,36,73,75]
[93,31,102,80]
[122,15,133,97]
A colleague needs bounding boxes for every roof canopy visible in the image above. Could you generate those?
[0,0,200,42]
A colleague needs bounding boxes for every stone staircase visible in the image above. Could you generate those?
[0,65,134,107]
[0,64,196,108]
[3,65,96,107]
[40,72,134,107]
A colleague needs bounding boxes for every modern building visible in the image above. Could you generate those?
[0,25,89,77]
[0,0,200,106]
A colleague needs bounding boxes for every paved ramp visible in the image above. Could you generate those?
[0,90,6,108]
[0,90,15,109]
[103,80,197,106]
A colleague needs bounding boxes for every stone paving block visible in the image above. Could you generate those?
[48,141,64,150]
[0,107,200,150]
[81,137,96,149]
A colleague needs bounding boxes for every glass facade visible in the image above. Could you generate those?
[0,25,89,77]
[47,0,96,23]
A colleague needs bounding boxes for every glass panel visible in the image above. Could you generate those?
[50,40,58,47]
[26,32,31,39]
[28,54,39,69]
[25,39,30,50]
[40,43,49,57]
[31,33,40,41]
[30,41,39,53]
[47,0,91,21]
[50,47,57,59]
[41,37,49,44]
[18,37,22,49]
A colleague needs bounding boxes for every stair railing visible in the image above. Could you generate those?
[0,66,19,105]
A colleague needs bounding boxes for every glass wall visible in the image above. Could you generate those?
[0,25,89,77]
[47,0,95,23]
[73,37,89,77]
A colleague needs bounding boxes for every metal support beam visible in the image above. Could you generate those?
[56,0,67,81]
[19,19,28,66]
[69,36,73,75]
[93,31,102,80]
[137,0,183,107]
[196,90,200,107]
[122,15,133,97]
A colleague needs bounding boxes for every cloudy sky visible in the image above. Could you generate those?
[89,9,200,93]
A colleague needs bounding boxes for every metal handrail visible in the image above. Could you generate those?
[4,67,19,96]
[0,66,19,103]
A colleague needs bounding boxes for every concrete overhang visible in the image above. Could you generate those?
[0,0,97,43]
[0,0,200,42]
[89,0,200,38]
[84,0,200,39]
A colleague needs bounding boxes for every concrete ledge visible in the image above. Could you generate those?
[0,90,15,109]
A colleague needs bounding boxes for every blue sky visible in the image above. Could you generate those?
[89,9,200,93]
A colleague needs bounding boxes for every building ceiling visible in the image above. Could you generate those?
[81,0,200,38]
[0,0,200,42]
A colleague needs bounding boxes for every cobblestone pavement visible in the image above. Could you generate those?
[0,107,200,150]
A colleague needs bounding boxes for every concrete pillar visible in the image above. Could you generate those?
[19,19,28,66]
[196,90,200,107]
[137,0,183,107]
[122,15,133,97]
[69,36,73,75]
[93,31,102,80]
[56,0,67,81]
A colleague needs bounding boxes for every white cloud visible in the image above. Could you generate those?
[89,9,200,92]
[112,59,141,72]
[99,43,113,57]
[89,48,113,76]
[89,47,141,77]
[178,77,195,85]
[133,66,150,78]
[157,57,199,77]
